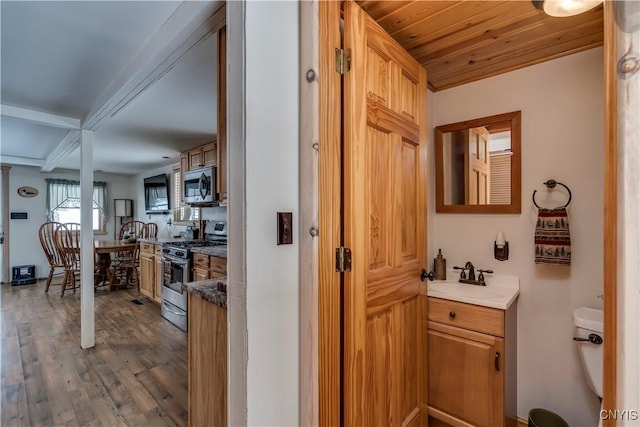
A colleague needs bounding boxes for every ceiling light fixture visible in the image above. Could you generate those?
[532,0,603,17]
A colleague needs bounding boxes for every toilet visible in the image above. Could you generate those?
[573,306,604,425]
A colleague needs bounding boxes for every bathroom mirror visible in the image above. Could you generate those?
[435,111,521,214]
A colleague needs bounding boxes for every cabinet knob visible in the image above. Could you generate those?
[449,311,456,318]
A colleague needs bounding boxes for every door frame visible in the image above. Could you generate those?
[299,2,342,426]
[304,2,620,425]
[602,1,616,424]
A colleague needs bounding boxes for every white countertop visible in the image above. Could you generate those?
[427,271,520,310]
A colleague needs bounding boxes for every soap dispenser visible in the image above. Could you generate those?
[434,249,446,280]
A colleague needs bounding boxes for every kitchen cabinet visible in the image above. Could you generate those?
[187,142,216,171]
[188,294,227,427]
[139,243,163,302]
[192,253,227,282]
[180,153,189,177]
[427,297,517,427]
[139,252,155,299]
[193,253,210,282]
[210,256,226,279]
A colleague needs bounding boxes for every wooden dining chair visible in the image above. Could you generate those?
[119,220,146,240]
[109,239,140,291]
[54,223,81,297]
[143,222,158,239]
[39,221,65,293]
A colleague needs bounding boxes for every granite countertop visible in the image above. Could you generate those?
[190,245,227,259]
[182,278,227,308]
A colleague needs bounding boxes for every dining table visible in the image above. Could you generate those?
[94,240,137,287]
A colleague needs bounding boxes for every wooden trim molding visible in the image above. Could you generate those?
[299,1,320,425]
[603,1,616,424]
[1,165,10,284]
[317,1,342,425]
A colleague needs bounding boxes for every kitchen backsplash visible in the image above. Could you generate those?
[201,206,227,222]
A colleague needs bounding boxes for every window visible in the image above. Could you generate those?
[173,168,199,223]
[46,179,107,232]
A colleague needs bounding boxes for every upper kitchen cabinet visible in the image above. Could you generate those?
[179,25,226,203]
[188,142,217,171]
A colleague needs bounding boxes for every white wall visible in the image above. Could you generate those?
[430,47,604,426]
[244,1,299,425]
[6,165,134,279]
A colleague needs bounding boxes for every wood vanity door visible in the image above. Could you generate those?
[428,322,504,427]
[343,2,428,426]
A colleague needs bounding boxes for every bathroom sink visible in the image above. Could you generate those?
[427,274,519,309]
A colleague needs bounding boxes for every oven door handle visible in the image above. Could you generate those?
[163,301,187,316]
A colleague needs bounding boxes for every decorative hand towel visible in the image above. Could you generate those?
[534,207,571,265]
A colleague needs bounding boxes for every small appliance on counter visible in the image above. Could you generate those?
[185,226,199,240]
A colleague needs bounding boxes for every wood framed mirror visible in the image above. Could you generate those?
[435,111,521,214]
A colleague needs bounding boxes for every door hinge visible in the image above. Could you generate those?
[335,247,352,272]
[335,48,351,75]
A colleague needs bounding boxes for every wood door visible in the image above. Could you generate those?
[188,294,227,427]
[202,143,217,167]
[428,322,504,427]
[465,127,490,205]
[193,267,209,282]
[139,254,155,299]
[188,148,203,170]
[343,2,428,426]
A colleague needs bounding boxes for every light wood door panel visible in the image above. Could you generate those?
[343,2,428,425]
[428,325,504,427]
[188,295,227,427]
[140,254,154,299]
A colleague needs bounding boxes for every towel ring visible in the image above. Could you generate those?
[532,179,572,209]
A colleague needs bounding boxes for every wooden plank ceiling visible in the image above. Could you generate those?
[357,0,604,91]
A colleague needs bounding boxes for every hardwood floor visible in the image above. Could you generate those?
[1,280,187,427]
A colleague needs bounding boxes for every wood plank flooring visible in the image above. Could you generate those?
[1,280,187,427]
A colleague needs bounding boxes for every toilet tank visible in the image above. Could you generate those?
[573,307,604,398]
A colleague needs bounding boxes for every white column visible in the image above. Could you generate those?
[227,2,248,426]
[80,130,95,349]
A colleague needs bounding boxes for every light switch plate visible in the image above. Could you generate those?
[277,212,293,245]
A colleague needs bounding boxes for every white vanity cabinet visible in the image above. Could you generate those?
[427,295,517,427]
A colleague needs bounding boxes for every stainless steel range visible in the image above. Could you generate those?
[161,221,227,331]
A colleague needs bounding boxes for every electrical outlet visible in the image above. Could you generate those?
[277,212,293,245]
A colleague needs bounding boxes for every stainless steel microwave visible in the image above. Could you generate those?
[183,166,218,205]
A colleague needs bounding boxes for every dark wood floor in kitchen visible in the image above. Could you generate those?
[1,280,188,427]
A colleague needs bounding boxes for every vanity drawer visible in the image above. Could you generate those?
[428,297,504,337]
[193,253,210,268]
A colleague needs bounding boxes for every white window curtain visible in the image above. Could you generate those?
[45,179,108,223]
